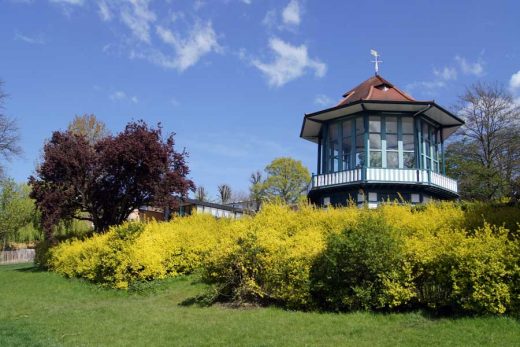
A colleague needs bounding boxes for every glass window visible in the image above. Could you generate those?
[356,117,365,134]
[369,133,381,149]
[369,116,381,132]
[402,117,414,134]
[386,116,398,134]
[403,152,415,168]
[386,134,398,150]
[342,137,352,170]
[355,152,365,168]
[370,151,382,167]
[403,134,414,151]
[343,121,352,137]
[387,151,399,169]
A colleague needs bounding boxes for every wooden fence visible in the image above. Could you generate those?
[0,249,35,265]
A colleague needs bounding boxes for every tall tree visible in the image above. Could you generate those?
[0,180,36,250]
[0,80,21,176]
[258,157,311,204]
[29,121,195,239]
[217,184,232,204]
[195,186,207,202]
[446,82,520,200]
[249,170,263,211]
[67,114,110,144]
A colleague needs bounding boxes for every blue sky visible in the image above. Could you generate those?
[1,0,519,201]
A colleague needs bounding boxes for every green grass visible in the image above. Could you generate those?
[1,264,519,347]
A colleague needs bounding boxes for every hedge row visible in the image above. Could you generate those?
[46,202,520,314]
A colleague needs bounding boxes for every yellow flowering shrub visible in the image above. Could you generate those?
[47,201,520,314]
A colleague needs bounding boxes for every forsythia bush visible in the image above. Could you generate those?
[47,202,520,315]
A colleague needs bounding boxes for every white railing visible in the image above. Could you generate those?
[431,172,458,193]
[313,169,362,188]
[366,168,417,183]
[310,168,458,194]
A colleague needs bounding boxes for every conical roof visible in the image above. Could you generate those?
[337,74,415,106]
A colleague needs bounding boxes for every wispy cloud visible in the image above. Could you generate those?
[433,66,457,81]
[252,38,326,87]
[97,0,112,21]
[282,0,301,26]
[136,21,220,71]
[49,0,84,5]
[14,32,45,45]
[120,0,157,43]
[109,90,138,103]
[314,94,333,107]
[455,55,484,76]
[509,70,520,91]
[263,0,302,31]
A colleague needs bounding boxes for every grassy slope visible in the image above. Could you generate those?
[1,264,519,347]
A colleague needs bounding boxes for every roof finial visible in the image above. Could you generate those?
[370,49,382,75]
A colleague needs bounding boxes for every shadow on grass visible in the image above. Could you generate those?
[15,264,45,273]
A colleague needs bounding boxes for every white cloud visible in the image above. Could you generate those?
[120,0,157,43]
[509,70,520,90]
[110,90,138,103]
[150,21,220,71]
[433,66,457,81]
[49,0,84,5]
[252,38,326,87]
[314,94,333,107]
[455,55,484,76]
[240,0,252,4]
[97,0,112,21]
[14,32,45,45]
[282,0,300,26]
[262,9,277,29]
[405,80,446,95]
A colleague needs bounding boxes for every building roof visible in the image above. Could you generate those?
[337,75,416,106]
[300,75,465,143]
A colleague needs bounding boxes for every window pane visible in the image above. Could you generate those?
[356,134,364,151]
[342,153,351,170]
[355,152,365,168]
[422,122,428,140]
[403,152,415,168]
[369,116,381,132]
[342,137,352,170]
[342,136,352,154]
[386,134,398,150]
[403,134,415,151]
[387,151,399,168]
[333,142,339,171]
[369,133,381,149]
[370,151,382,167]
[343,120,352,137]
[356,117,365,134]
[402,117,414,134]
[386,116,397,134]
[329,123,339,142]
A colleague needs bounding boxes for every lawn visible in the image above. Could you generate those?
[1,264,519,347]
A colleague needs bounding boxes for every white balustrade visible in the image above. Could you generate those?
[310,168,458,194]
[431,172,458,193]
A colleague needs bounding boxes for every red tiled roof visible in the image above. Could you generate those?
[337,75,415,106]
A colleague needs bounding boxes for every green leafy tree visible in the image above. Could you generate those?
[258,157,311,204]
[0,180,38,249]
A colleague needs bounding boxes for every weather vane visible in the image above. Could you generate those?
[370,49,382,75]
